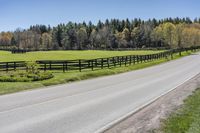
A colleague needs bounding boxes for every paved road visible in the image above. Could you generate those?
[1,53,200,133]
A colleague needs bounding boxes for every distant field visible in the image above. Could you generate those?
[0,50,163,62]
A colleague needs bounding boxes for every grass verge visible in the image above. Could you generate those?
[0,51,194,95]
[161,88,200,133]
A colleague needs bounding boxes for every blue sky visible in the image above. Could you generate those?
[0,0,199,31]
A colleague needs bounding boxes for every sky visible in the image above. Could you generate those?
[0,0,200,32]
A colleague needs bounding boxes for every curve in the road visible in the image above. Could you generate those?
[0,53,200,133]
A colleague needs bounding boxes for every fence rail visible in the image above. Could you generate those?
[0,47,199,72]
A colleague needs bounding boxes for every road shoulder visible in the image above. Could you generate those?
[104,73,200,133]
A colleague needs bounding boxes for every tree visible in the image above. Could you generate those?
[0,32,13,48]
[122,28,131,47]
[174,24,185,48]
[122,28,131,41]
[140,22,154,47]
[162,23,176,48]
[52,25,63,48]
[89,29,97,49]
[1,17,200,50]
[151,26,164,47]
[41,33,52,50]
[11,36,17,47]
[151,23,176,48]
[131,27,141,48]
[67,28,77,49]
[77,27,88,49]
[115,31,127,48]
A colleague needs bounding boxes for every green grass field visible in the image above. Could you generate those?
[162,88,200,133]
[0,51,193,95]
[0,50,163,62]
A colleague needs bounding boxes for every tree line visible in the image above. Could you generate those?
[1,17,200,50]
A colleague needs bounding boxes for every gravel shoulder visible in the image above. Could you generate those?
[104,73,200,133]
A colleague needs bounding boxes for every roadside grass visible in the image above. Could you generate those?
[0,50,163,62]
[161,88,200,133]
[0,51,193,95]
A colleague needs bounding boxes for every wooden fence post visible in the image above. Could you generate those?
[120,57,122,66]
[63,63,65,72]
[136,55,139,64]
[79,60,82,72]
[95,59,97,68]
[171,51,173,59]
[6,62,8,72]
[49,61,52,70]
[129,56,132,65]
[113,57,116,67]
[44,63,47,72]
[107,58,110,68]
[14,62,16,71]
[148,55,150,61]
[91,60,94,71]
[125,56,127,66]
[101,59,103,69]
[65,61,68,71]
[133,56,135,64]
[117,57,119,66]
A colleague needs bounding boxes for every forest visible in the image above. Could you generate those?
[1,17,200,50]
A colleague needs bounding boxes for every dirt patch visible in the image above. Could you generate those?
[104,74,200,133]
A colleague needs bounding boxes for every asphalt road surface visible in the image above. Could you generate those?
[1,53,200,133]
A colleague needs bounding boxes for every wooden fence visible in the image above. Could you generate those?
[0,47,199,72]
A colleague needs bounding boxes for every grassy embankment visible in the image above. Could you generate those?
[0,50,193,95]
[162,88,200,133]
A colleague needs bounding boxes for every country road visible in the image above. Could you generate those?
[0,53,200,133]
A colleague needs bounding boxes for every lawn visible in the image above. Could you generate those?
[162,88,200,133]
[0,51,193,95]
[0,50,163,62]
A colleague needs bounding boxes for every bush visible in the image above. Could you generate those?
[31,72,54,81]
[0,71,54,82]
[26,61,40,74]
[0,62,54,82]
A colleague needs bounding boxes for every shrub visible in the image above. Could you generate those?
[0,71,54,82]
[26,61,40,74]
